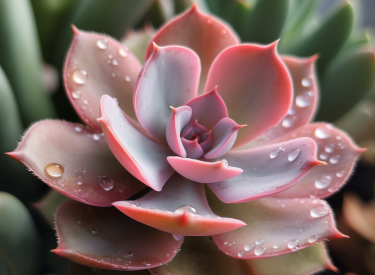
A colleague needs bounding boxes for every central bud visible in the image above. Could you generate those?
[179,120,212,159]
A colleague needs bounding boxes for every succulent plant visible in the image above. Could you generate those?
[5,4,364,274]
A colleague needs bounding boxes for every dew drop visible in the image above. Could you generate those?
[222,159,228,167]
[45,163,64,177]
[125,75,131,82]
[119,48,128,57]
[244,244,254,251]
[255,239,264,245]
[310,205,329,218]
[273,243,281,249]
[288,108,296,115]
[238,251,244,257]
[127,200,140,207]
[72,69,88,84]
[325,145,334,153]
[254,247,266,256]
[301,77,311,87]
[315,127,331,139]
[287,239,299,249]
[72,90,81,99]
[328,187,334,192]
[96,39,108,49]
[270,149,279,159]
[89,226,98,235]
[173,234,183,241]
[315,175,332,189]
[77,181,82,185]
[83,99,88,105]
[288,149,301,162]
[296,94,311,107]
[98,176,114,191]
[329,155,340,164]
[175,205,198,215]
[319,153,328,160]
[336,170,345,177]
[112,59,119,66]
[75,126,82,132]
[282,118,294,128]
[308,235,319,243]
[92,134,101,141]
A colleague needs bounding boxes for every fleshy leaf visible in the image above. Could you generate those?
[145,5,239,93]
[246,55,319,148]
[134,44,200,145]
[54,199,183,271]
[185,87,228,130]
[204,118,243,159]
[207,191,345,259]
[0,192,41,275]
[70,262,151,274]
[181,138,204,159]
[273,123,363,199]
[166,106,192,158]
[113,174,245,236]
[208,137,323,204]
[150,237,252,275]
[204,42,293,148]
[167,157,242,183]
[99,95,174,191]
[34,190,67,226]
[64,28,142,130]
[9,120,145,206]
[122,26,155,64]
[247,243,337,275]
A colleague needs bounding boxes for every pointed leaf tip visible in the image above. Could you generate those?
[71,25,80,35]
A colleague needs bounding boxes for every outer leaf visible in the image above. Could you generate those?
[207,190,345,259]
[134,44,200,145]
[99,95,175,191]
[285,2,354,72]
[122,27,155,63]
[33,190,67,226]
[208,137,323,204]
[247,243,337,275]
[150,237,252,275]
[113,174,245,236]
[145,5,239,93]
[0,192,41,275]
[316,50,375,122]
[64,28,142,130]
[0,66,47,202]
[204,42,293,148]
[9,120,145,207]
[0,0,56,125]
[54,199,183,270]
[70,262,150,274]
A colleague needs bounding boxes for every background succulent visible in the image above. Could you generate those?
[1,0,375,274]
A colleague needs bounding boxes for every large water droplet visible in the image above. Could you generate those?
[308,235,319,243]
[89,226,98,235]
[310,205,329,218]
[282,118,294,128]
[315,127,331,139]
[301,77,311,87]
[288,149,301,162]
[254,247,266,256]
[119,48,128,57]
[255,239,264,245]
[287,239,299,249]
[315,175,332,189]
[244,244,254,251]
[329,155,340,164]
[72,90,81,99]
[98,176,114,191]
[96,39,108,49]
[295,94,311,107]
[336,170,345,178]
[72,69,88,84]
[175,205,198,215]
[45,163,64,177]
[270,149,279,159]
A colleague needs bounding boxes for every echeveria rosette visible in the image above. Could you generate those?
[8,5,363,273]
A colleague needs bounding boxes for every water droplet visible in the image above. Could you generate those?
[238,251,244,257]
[96,39,108,49]
[123,252,134,259]
[288,108,296,115]
[270,149,279,159]
[319,153,328,160]
[255,239,264,245]
[273,243,281,249]
[325,145,334,153]
[93,134,101,141]
[72,90,81,99]
[336,135,342,140]
[282,118,294,128]
[301,77,311,87]
[336,170,345,177]
[308,235,319,243]
[315,127,331,139]
[288,149,301,162]
[221,159,228,167]
[111,72,116,77]
[83,99,88,104]
[296,94,311,107]
[329,155,340,164]
[315,175,332,189]
[98,176,114,191]
[75,126,82,132]
[77,181,82,185]
[254,247,266,256]
[125,75,131,82]
[119,48,128,57]
[45,163,64,177]
[310,205,329,218]
[72,69,88,84]
[244,244,254,251]
[112,59,118,66]
[173,234,183,241]
[328,187,334,192]
[89,226,98,235]
[113,98,119,105]
[287,239,299,249]
[175,205,198,215]
[108,54,113,59]
[127,201,140,207]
